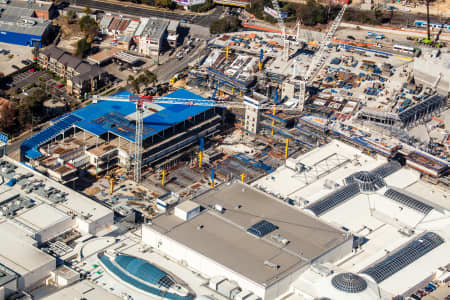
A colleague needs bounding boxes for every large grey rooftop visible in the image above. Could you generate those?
[0,0,52,11]
[150,181,349,286]
[140,17,168,40]
[0,15,50,36]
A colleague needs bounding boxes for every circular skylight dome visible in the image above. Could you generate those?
[345,171,385,192]
[331,273,368,293]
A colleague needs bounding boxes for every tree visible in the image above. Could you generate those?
[67,10,77,24]
[144,70,157,85]
[83,5,92,14]
[0,101,17,133]
[155,0,176,9]
[130,79,141,94]
[16,88,47,128]
[190,0,214,12]
[127,75,135,86]
[210,16,241,34]
[293,0,328,26]
[32,45,39,59]
[76,37,91,57]
[246,0,272,20]
[79,16,99,42]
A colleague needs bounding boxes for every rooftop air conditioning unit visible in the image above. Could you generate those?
[264,260,279,269]
[215,204,224,213]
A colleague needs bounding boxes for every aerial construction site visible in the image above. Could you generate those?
[0,0,448,299]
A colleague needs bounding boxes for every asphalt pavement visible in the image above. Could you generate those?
[155,44,206,82]
[68,0,222,27]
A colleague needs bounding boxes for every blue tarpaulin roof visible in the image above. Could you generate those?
[21,89,214,160]
[21,114,82,160]
[73,89,213,142]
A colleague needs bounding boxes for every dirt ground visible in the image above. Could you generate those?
[54,16,85,53]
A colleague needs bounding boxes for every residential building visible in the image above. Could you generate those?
[38,46,106,97]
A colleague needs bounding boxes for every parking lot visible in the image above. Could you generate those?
[0,42,33,76]
[10,70,50,90]
[422,284,450,300]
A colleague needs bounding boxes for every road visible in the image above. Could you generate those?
[6,128,38,161]
[154,44,206,82]
[68,0,223,27]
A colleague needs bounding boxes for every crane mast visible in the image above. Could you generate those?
[297,4,347,111]
[271,0,289,61]
[92,94,301,182]
[134,102,143,183]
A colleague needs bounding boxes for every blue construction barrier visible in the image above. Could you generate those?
[234,153,274,173]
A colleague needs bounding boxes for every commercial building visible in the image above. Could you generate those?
[0,0,55,20]
[173,0,205,8]
[99,15,169,56]
[0,263,17,300]
[0,221,56,291]
[38,46,106,96]
[167,20,179,48]
[142,181,352,299]
[136,17,169,57]
[0,156,114,236]
[0,0,53,48]
[0,13,50,47]
[20,89,222,177]
[251,139,450,299]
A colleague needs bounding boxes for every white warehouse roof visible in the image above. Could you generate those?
[0,156,112,233]
[0,221,55,276]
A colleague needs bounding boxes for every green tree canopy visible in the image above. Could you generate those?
[16,88,47,128]
[79,16,99,42]
[210,16,241,34]
[66,10,77,24]
[75,37,91,57]
[155,0,176,9]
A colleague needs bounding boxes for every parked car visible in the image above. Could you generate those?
[416,290,425,297]
[12,65,19,70]
[57,84,64,89]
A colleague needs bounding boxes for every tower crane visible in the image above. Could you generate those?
[271,0,289,61]
[92,94,299,182]
[294,4,347,111]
